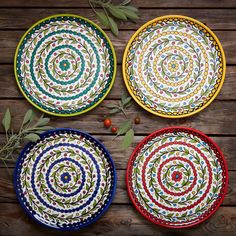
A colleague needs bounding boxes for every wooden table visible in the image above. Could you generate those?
[0,0,236,235]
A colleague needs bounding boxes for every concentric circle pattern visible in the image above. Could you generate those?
[123,15,225,118]
[127,127,228,228]
[14,129,116,230]
[15,14,116,116]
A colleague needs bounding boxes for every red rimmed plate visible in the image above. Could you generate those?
[126,127,228,228]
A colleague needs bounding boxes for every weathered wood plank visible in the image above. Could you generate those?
[0,64,235,100]
[0,0,235,8]
[0,99,235,135]
[0,203,235,236]
[0,167,235,205]
[0,9,236,30]
[0,30,235,64]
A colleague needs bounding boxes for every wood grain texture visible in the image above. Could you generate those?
[0,9,236,30]
[0,99,235,135]
[0,0,235,8]
[0,203,235,236]
[1,30,236,64]
[1,64,236,100]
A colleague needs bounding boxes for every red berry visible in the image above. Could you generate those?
[104,118,112,128]
[134,116,141,124]
[111,127,117,133]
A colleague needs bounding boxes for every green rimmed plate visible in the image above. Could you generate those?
[123,15,226,118]
[14,14,116,116]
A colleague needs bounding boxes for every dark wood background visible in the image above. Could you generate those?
[0,0,236,235]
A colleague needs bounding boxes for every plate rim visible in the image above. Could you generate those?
[122,15,226,118]
[14,14,117,117]
[14,128,117,231]
[126,126,228,228]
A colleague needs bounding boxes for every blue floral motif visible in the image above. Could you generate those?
[60,172,71,183]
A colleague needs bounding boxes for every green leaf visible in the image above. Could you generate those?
[117,120,132,136]
[109,108,120,114]
[22,109,33,125]
[120,5,139,13]
[121,0,131,5]
[105,103,118,109]
[95,11,109,27]
[108,5,127,20]
[36,126,54,130]
[108,16,119,36]
[121,129,134,149]
[121,95,132,107]
[120,7,139,19]
[36,117,50,127]
[2,108,11,132]
[121,94,127,105]
[24,133,40,142]
[35,126,54,133]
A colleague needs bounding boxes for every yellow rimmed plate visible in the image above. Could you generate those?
[122,15,226,118]
[14,14,116,117]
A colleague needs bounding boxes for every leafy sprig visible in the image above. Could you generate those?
[106,94,131,118]
[89,0,139,36]
[0,108,53,166]
[105,94,137,149]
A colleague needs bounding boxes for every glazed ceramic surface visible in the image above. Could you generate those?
[126,127,228,228]
[15,14,116,116]
[14,129,116,230]
[123,15,225,118]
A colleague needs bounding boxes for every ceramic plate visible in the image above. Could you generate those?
[14,128,116,230]
[15,14,116,116]
[126,127,228,228]
[123,15,226,118]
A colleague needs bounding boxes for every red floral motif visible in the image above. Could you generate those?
[171,171,182,182]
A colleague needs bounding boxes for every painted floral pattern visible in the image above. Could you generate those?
[14,129,116,230]
[127,127,227,228]
[124,16,225,117]
[15,15,115,115]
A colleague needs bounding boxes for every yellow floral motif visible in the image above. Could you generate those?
[153,46,193,87]
[168,61,179,72]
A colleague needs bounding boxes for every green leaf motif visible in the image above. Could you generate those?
[2,108,11,132]
[121,129,134,149]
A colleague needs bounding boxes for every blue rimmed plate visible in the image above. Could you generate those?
[14,128,116,230]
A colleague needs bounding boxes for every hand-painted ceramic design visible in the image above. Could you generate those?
[14,14,116,116]
[123,15,226,118]
[126,127,228,228]
[14,129,116,230]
